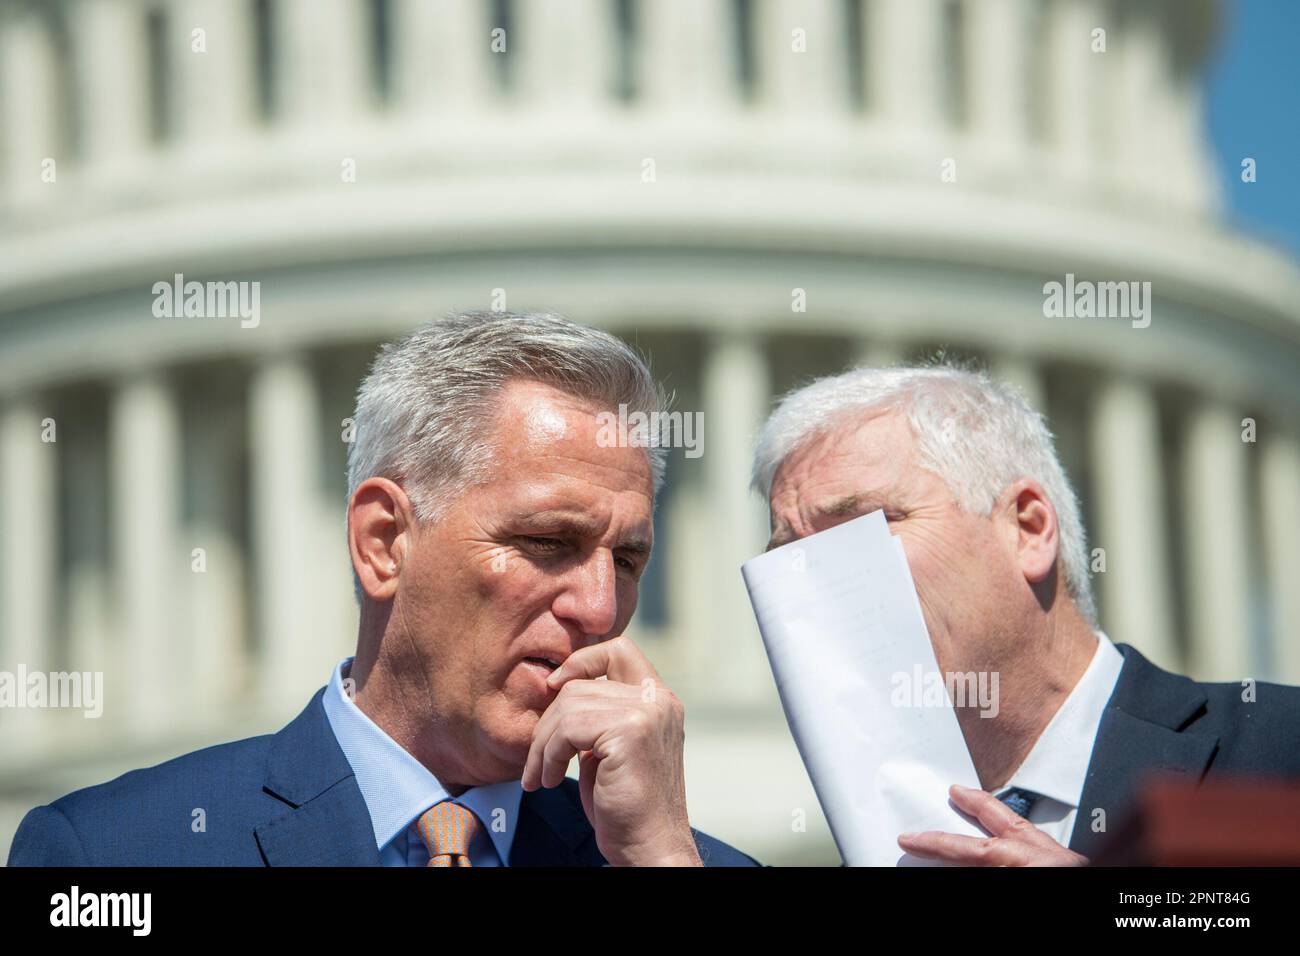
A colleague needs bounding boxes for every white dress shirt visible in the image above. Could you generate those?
[992,631,1125,848]
[321,657,524,866]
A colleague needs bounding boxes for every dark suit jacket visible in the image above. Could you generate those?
[7,687,760,866]
[1067,643,1300,856]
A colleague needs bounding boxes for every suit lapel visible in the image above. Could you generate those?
[253,688,603,866]
[254,688,382,867]
[1068,645,1219,857]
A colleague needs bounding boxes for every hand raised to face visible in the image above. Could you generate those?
[521,635,702,867]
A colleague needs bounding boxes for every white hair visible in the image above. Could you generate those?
[752,362,1097,625]
[346,310,667,603]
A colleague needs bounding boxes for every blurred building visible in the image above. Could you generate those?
[1,0,1297,865]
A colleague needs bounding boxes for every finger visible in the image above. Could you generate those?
[947,784,1036,840]
[521,681,640,789]
[537,708,623,789]
[547,635,660,689]
[897,831,1030,866]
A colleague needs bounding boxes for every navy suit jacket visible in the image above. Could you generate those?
[1067,643,1300,856]
[7,687,760,866]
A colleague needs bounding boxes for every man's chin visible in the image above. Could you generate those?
[475,711,541,781]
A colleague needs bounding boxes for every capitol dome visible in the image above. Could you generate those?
[1,0,1297,864]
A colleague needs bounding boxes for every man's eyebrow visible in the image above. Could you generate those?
[812,493,880,520]
[514,509,651,554]
[765,493,888,551]
[514,510,603,537]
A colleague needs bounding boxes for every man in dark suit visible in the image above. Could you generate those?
[6,683,753,866]
[9,311,759,867]
[750,362,1300,865]
[1065,642,1300,860]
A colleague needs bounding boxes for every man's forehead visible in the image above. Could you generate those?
[520,402,571,445]
[771,409,914,496]
[484,382,654,536]
[491,381,651,477]
[495,380,603,444]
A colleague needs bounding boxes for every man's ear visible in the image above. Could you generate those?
[348,477,414,602]
[1002,478,1059,586]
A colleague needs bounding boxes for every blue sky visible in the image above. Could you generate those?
[1205,0,1300,259]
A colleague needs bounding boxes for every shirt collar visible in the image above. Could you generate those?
[321,657,523,863]
[1000,631,1125,809]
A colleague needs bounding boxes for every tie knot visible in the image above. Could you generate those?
[997,787,1041,819]
[416,801,481,867]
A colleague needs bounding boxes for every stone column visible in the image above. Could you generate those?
[70,0,151,170]
[0,401,56,755]
[513,0,613,110]
[276,0,369,123]
[870,0,943,133]
[697,331,773,706]
[110,373,183,734]
[168,0,256,144]
[0,9,60,199]
[184,399,247,715]
[249,355,325,716]
[639,0,736,112]
[967,0,1029,155]
[1260,429,1300,683]
[1047,0,1104,181]
[1088,378,1177,669]
[393,0,492,112]
[1182,404,1254,681]
[753,0,847,115]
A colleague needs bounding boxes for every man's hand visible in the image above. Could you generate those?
[897,784,1090,866]
[520,636,702,867]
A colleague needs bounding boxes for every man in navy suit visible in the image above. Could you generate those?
[751,363,1300,865]
[9,311,759,867]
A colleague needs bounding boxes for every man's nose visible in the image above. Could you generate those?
[553,549,619,638]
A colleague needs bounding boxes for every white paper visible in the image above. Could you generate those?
[741,509,985,866]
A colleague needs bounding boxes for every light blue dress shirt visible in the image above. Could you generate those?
[321,657,524,866]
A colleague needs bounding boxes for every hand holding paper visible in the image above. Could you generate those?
[741,509,985,866]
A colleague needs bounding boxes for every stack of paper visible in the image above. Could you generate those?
[741,509,985,866]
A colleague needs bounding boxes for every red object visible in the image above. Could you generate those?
[1094,776,1300,865]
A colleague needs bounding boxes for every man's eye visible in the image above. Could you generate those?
[521,536,567,553]
[615,554,637,572]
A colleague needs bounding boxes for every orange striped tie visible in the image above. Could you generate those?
[416,801,481,867]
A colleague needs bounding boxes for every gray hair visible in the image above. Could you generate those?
[346,310,667,602]
[752,362,1097,626]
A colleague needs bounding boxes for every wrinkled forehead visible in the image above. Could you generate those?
[768,407,918,512]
